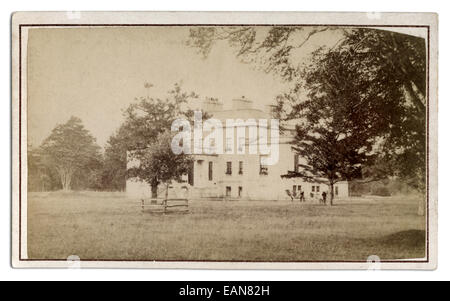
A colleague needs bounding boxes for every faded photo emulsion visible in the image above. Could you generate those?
[11,12,438,269]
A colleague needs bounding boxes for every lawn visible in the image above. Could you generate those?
[27,191,426,261]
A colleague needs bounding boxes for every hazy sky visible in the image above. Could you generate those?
[26,26,340,148]
[27,26,423,148]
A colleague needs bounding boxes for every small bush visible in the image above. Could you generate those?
[372,186,391,196]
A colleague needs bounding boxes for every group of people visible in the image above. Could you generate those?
[286,189,328,204]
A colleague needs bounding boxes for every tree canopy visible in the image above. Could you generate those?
[39,116,102,191]
[188,26,427,192]
[115,83,201,197]
[282,48,383,204]
[127,130,193,195]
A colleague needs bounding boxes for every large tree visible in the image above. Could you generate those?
[39,116,102,191]
[188,26,426,191]
[329,29,426,193]
[118,83,202,197]
[188,26,425,107]
[282,49,385,205]
[127,130,193,198]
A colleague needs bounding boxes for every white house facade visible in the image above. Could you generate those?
[126,97,349,201]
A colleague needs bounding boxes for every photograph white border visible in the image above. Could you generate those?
[11,11,438,270]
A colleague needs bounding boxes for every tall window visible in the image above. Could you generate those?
[312,186,315,192]
[209,138,216,153]
[225,137,233,152]
[208,161,213,181]
[316,186,320,192]
[239,161,243,175]
[226,162,232,175]
[238,137,245,152]
[238,186,243,197]
[335,186,339,196]
[226,186,231,197]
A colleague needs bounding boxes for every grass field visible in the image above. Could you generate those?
[27,191,426,261]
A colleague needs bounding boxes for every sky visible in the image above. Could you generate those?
[26,26,336,148]
[26,26,426,149]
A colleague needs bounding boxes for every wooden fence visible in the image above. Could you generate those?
[140,198,189,213]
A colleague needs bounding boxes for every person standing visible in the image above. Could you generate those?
[300,191,305,202]
[322,191,327,205]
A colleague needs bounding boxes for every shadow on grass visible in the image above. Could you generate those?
[377,229,426,248]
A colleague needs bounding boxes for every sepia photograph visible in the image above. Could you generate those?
[11,12,438,269]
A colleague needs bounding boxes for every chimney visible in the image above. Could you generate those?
[265,104,277,116]
[232,96,253,110]
[202,97,223,113]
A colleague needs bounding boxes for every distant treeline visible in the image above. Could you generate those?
[28,116,127,192]
[349,179,420,197]
[28,82,206,195]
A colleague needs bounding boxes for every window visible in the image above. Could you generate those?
[238,137,245,152]
[312,186,315,192]
[226,162,232,175]
[225,137,233,152]
[335,186,339,196]
[238,186,243,197]
[259,156,268,175]
[316,186,320,192]
[297,185,302,192]
[239,161,243,175]
[293,185,297,195]
[226,186,231,197]
[208,161,213,181]
[209,138,216,153]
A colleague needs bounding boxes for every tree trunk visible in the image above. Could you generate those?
[404,80,426,114]
[59,168,72,191]
[64,173,72,191]
[151,177,158,198]
[329,183,334,206]
[151,185,157,198]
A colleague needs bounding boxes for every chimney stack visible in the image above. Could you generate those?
[202,97,223,113]
[232,96,253,110]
